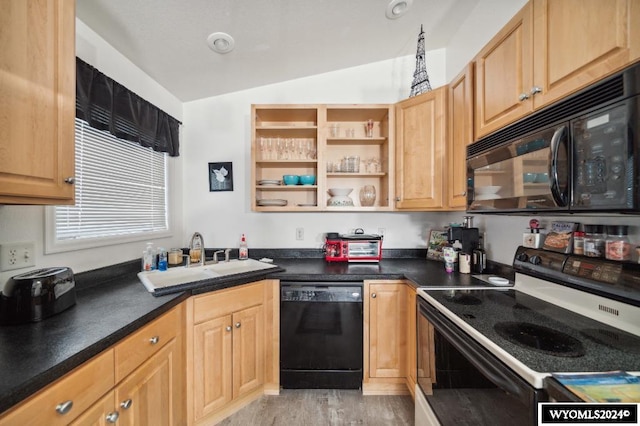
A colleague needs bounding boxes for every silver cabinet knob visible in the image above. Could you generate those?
[235,322,241,328]
[226,326,232,332]
[55,400,73,415]
[149,336,160,345]
[530,86,542,95]
[64,176,76,184]
[518,93,530,101]
[395,197,400,201]
[106,411,120,423]
[371,293,377,298]
[120,399,133,410]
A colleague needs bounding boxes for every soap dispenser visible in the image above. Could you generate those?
[239,234,248,260]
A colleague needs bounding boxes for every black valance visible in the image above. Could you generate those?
[75,58,181,156]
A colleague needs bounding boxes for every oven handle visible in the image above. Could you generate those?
[549,125,568,207]
[419,299,541,410]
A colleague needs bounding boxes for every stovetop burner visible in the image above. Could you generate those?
[494,321,586,358]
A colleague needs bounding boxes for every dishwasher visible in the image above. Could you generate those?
[280,281,363,389]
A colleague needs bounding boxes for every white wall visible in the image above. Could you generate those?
[0,20,184,284]
[181,50,454,251]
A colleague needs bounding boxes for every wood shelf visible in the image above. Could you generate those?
[326,137,386,145]
[256,185,317,190]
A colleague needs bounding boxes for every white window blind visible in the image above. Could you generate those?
[54,119,168,241]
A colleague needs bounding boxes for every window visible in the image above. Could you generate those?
[46,118,169,253]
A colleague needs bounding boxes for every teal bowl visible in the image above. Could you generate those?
[283,175,300,185]
[299,175,316,185]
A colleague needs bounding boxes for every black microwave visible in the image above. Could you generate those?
[467,62,640,214]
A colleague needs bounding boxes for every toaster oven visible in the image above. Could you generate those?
[324,230,383,263]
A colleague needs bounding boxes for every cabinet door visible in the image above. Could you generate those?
[475,2,533,138]
[232,305,264,399]
[368,283,407,378]
[395,87,447,210]
[0,0,75,204]
[115,338,184,426]
[447,64,474,209]
[193,315,233,420]
[68,391,116,426]
[532,0,640,108]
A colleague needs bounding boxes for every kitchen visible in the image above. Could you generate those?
[2,0,640,425]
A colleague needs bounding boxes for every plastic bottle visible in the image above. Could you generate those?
[157,247,168,271]
[239,234,249,260]
[142,242,156,271]
[573,231,585,255]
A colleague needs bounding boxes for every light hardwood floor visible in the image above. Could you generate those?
[216,389,415,426]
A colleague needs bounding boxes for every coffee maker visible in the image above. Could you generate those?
[447,216,486,273]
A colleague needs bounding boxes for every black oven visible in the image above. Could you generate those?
[417,296,545,425]
[467,61,640,214]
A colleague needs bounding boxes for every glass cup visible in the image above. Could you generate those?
[169,248,183,265]
[359,185,376,206]
[329,124,340,138]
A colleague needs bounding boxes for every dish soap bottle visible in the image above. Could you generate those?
[142,242,156,271]
[239,234,249,260]
[157,247,168,271]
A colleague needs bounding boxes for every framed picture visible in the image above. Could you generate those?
[209,162,234,192]
[427,229,448,261]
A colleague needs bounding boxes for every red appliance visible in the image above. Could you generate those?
[324,229,383,263]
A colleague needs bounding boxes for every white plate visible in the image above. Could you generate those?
[257,199,288,206]
[488,276,510,285]
[296,203,317,207]
[475,194,501,201]
[257,180,282,186]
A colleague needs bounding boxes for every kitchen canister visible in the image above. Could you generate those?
[459,253,471,274]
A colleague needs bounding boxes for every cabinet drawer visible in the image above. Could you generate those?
[115,305,182,382]
[193,282,264,324]
[0,349,114,426]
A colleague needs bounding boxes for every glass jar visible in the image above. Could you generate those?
[573,231,585,255]
[605,225,631,261]
[359,185,376,207]
[584,225,606,258]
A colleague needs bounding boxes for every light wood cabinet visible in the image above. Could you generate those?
[475,0,640,138]
[363,280,410,395]
[0,0,76,204]
[446,64,474,210]
[251,104,394,211]
[394,87,448,210]
[406,288,418,398]
[474,2,533,138]
[115,338,183,426]
[188,281,270,425]
[0,305,185,426]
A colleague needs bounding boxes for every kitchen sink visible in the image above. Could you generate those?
[138,258,278,293]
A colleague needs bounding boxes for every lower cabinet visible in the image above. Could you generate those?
[188,280,278,425]
[0,304,185,426]
[363,280,416,395]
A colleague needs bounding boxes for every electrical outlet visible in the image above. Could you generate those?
[378,228,386,236]
[0,242,36,272]
[296,228,304,240]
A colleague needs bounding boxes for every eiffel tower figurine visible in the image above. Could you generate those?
[409,25,432,97]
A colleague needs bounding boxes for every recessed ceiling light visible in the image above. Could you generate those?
[386,0,413,19]
[207,32,235,54]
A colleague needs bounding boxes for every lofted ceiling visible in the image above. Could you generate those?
[76,0,479,102]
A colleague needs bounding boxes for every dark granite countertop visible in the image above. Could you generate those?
[0,250,506,414]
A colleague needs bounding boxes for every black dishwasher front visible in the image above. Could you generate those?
[280,282,363,389]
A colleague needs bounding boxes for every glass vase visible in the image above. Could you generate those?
[359,185,376,207]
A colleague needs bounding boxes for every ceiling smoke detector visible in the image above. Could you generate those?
[385,0,413,19]
[207,32,235,54]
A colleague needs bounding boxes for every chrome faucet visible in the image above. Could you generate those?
[212,248,232,263]
[189,232,205,266]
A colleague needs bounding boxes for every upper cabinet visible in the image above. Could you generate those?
[447,64,474,209]
[0,0,76,204]
[394,87,448,210]
[251,104,394,211]
[475,0,640,138]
